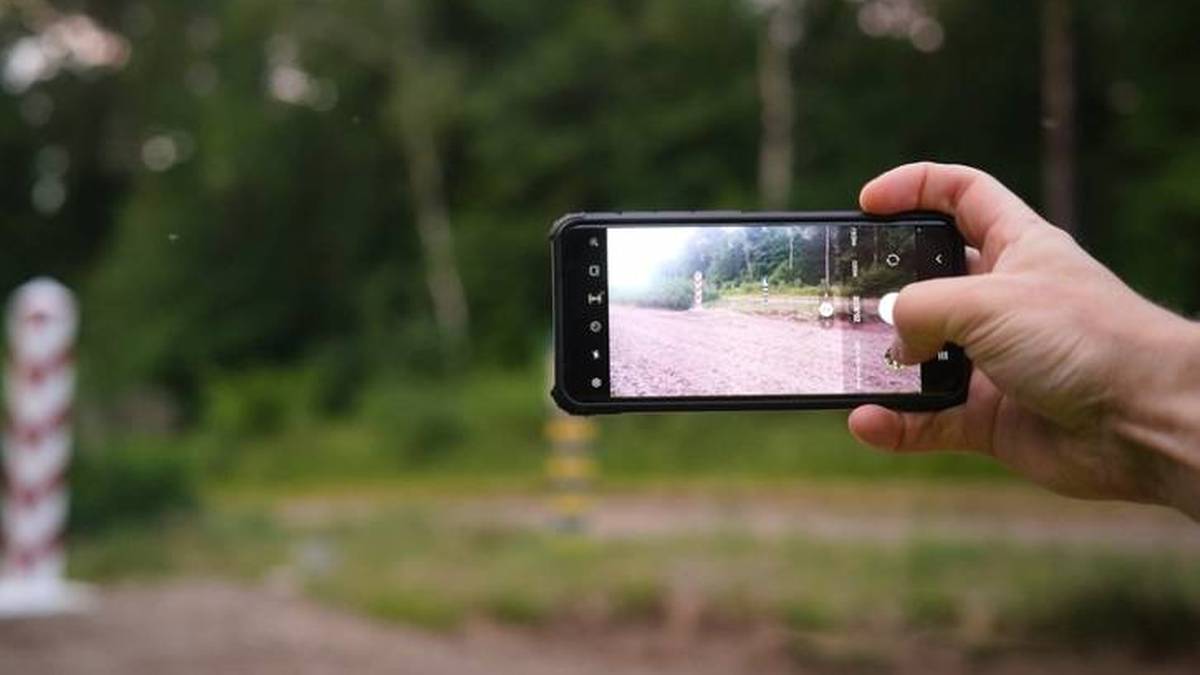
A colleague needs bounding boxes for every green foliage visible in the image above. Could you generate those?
[484,589,555,626]
[598,410,1005,480]
[194,367,548,484]
[185,363,1006,485]
[843,264,910,297]
[356,589,466,632]
[359,368,547,473]
[70,509,288,582]
[358,379,471,467]
[634,224,918,303]
[903,588,960,629]
[205,367,321,439]
[782,602,834,631]
[70,440,200,535]
[1,0,1199,495]
[613,276,698,310]
[768,259,802,286]
[680,227,833,290]
[1014,565,1200,657]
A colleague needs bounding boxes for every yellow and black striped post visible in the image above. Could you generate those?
[545,351,596,531]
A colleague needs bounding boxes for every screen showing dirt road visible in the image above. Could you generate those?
[607,224,920,397]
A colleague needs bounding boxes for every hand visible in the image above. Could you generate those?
[848,162,1200,516]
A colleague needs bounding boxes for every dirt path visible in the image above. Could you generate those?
[277,483,1200,553]
[0,581,793,675]
[609,305,917,397]
[3,580,1197,675]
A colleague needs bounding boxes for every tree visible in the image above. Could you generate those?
[391,6,471,361]
[315,2,470,361]
[755,0,801,210]
[1041,0,1076,234]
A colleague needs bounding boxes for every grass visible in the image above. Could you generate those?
[599,410,1004,480]
[193,364,1010,488]
[68,498,1200,651]
[77,364,1192,654]
[1007,563,1200,656]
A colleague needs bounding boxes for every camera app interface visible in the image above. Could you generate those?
[607,224,919,397]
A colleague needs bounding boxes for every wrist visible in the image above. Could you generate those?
[1111,314,1200,516]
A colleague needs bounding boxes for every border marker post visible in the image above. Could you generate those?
[0,278,92,617]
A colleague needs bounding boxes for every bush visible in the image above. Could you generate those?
[70,439,200,535]
[358,369,544,473]
[358,379,469,467]
[198,366,324,476]
[1016,573,1200,656]
[613,277,696,310]
[843,264,910,297]
[768,260,803,286]
[203,367,321,439]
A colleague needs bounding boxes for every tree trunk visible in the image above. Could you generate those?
[824,224,831,286]
[401,119,470,355]
[396,40,470,360]
[758,0,800,211]
[743,237,755,281]
[1041,0,1077,236]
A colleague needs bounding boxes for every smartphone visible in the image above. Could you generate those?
[550,211,969,414]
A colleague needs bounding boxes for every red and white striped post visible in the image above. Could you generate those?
[0,278,91,616]
[692,271,703,310]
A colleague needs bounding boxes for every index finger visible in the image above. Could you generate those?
[859,162,1047,255]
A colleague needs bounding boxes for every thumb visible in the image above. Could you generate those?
[889,275,996,365]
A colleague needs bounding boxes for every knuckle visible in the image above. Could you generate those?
[1041,224,1077,247]
[950,279,1008,343]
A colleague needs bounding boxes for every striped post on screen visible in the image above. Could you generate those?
[0,278,91,616]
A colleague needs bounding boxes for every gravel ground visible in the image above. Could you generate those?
[609,305,918,397]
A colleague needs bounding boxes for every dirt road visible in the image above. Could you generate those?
[3,576,1196,675]
[610,305,918,397]
[282,484,1197,552]
[0,581,794,675]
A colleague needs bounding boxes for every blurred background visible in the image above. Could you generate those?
[2,0,1199,672]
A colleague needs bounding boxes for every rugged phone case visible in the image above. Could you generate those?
[550,210,969,415]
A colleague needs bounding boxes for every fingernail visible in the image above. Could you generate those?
[884,340,909,370]
[883,348,904,370]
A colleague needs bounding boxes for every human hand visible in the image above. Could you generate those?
[848,162,1200,516]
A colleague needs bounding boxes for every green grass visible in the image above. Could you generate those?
[91,364,1182,652]
[68,500,1200,650]
[600,409,1005,480]
[70,510,289,582]
[1005,561,1200,656]
[195,364,1009,488]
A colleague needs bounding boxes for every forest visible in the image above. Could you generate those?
[4,2,1200,671]
[3,1,1198,424]
[612,225,915,310]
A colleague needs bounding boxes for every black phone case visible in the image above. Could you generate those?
[550,210,969,415]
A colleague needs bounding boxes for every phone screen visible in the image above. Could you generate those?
[605,224,918,398]
[552,212,967,413]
